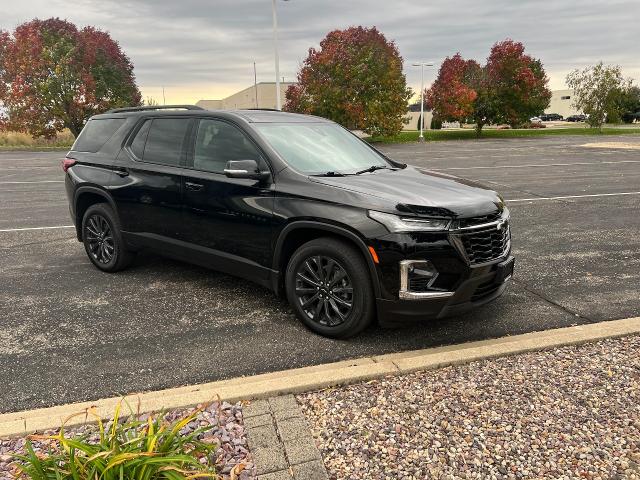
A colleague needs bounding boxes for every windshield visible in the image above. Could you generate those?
[254,123,388,175]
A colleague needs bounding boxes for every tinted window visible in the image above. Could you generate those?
[130,119,151,159]
[142,118,190,166]
[73,118,126,152]
[193,119,262,173]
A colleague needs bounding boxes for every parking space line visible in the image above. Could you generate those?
[508,191,640,203]
[0,180,64,184]
[0,225,74,233]
[433,160,640,171]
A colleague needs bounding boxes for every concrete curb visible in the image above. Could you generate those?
[1,316,638,438]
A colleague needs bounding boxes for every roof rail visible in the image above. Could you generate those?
[241,108,282,112]
[106,105,204,113]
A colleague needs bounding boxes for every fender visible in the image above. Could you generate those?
[73,186,118,240]
[271,220,382,298]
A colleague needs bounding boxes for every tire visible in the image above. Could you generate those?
[285,237,375,338]
[81,203,134,272]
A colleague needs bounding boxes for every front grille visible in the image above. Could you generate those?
[456,224,510,265]
[457,211,502,229]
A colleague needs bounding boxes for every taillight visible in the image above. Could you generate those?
[62,157,76,172]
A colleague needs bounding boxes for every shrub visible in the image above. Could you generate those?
[430,116,443,130]
[14,401,219,480]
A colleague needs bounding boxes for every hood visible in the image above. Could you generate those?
[308,166,504,218]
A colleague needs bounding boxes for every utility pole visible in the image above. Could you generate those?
[254,62,259,108]
[272,0,289,110]
[412,62,434,141]
[162,86,166,105]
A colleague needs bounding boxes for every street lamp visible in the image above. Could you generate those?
[412,62,434,142]
[272,0,289,110]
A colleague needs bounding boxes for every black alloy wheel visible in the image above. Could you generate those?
[285,237,375,338]
[294,255,354,326]
[82,203,134,272]
[85,214,115,265]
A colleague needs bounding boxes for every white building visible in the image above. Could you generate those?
[545,89,580,117]
[196,82,295,111]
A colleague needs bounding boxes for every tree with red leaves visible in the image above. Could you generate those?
[426,54,479,125]
[284,26,412,137]
[0,18,141,138]
[486,39,551,128]
[426,40,551,135]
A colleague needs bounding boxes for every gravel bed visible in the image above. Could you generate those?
[299,335,640,479]
[0,401,256,480]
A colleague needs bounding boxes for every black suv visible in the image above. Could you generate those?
[64,106,514,338]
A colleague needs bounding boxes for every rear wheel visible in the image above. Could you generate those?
[82,203,134,272]
[285,237,375,338]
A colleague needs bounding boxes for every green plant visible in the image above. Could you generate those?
[14,401,219,480]
[566,63,631,130]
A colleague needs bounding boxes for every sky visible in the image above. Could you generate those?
[2,0,639,104]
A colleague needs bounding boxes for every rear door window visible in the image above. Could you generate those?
[140,118,191,166]
[73,118,126,152]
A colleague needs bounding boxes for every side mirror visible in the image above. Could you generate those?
[224,160,270,180]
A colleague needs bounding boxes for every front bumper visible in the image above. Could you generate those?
[376,255,514,327]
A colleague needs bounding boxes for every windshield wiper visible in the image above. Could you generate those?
[311,171,346,177]
[354,165,392,175]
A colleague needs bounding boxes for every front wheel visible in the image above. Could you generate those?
[285,237,375,338]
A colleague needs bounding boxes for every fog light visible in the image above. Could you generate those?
[399,260,454,300]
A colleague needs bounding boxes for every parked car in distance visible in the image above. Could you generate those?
[539,113,563,121]
[63,106,514,338]
[566,114,587,122]
[529,116,542,123]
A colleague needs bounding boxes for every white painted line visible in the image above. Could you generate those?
[0,180,64,184]
[508,191,640,203]
[0,225,74,233]
[433,160,640,171]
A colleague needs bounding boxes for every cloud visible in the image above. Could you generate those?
[2,0,639,103]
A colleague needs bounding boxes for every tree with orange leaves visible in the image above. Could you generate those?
[0,18,141,138]
[284,26,412,137]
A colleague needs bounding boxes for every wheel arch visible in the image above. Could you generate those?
[74,187,118,241]
[272,221,381,298]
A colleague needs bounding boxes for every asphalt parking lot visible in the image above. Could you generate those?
[1,134,639,413]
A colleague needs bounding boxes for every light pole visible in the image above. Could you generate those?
[412,62,434,141]
[272,0,289,110]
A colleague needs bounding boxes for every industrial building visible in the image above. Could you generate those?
[196,82,294,110]
[544,89,580,118]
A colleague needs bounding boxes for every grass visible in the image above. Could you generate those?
[367,126,640,143]
[13,401,220,480]
[0,130,74,150]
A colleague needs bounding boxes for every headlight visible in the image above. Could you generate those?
[368,210,450,232]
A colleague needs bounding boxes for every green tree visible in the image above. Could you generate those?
[0,18,141,138]
[616,85,640,123]
[566,62,630,130]
[284,26,412,137]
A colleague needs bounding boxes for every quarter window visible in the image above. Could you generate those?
[73,118,126,153]
[193,119,262,173]
[141,118,190,166]
[130,120,151,159]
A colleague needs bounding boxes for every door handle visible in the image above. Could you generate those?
[114,167,129,177]
[185,181,204,191]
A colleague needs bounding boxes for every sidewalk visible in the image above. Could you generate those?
[298,335,640,479]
